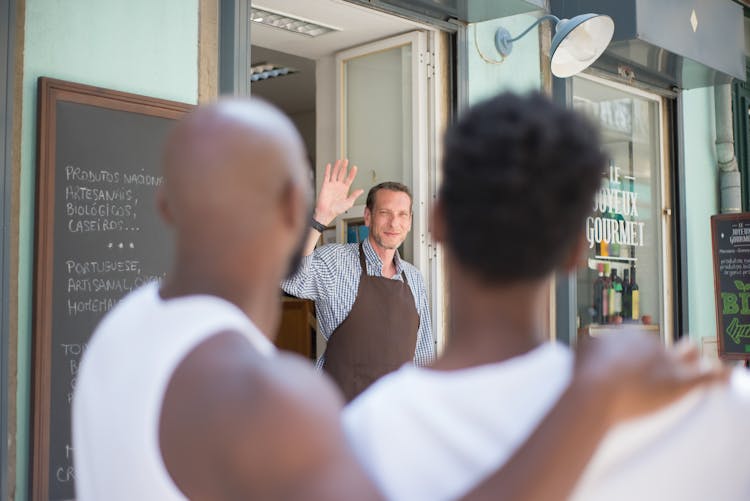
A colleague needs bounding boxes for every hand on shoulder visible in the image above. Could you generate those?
[572,329,729,425]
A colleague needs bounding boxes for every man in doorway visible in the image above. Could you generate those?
[343,91,750,501]
[282,162,435,401]
[73,97,724,501]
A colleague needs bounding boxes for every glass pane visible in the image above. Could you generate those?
[342,44,413,259]
[572,77,664,338]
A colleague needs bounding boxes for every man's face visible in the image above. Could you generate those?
[364,189,412,251]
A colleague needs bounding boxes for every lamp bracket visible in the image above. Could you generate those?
[494,14,561,57]
[494,27,513,57]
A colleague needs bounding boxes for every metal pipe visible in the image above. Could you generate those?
[715,83,741,213]
[509,14,560,43]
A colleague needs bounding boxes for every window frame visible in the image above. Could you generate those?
[0,0,18,497]
[554,71,678,346]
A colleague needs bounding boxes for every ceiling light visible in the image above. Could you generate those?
[250,62,298,82]
[250,7,338,37]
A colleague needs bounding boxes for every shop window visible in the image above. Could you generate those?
[732,71,750,211]
[572,75,667,339]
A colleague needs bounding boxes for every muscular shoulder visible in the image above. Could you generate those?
[159,330,356,499]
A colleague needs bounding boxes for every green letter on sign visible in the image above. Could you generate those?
[722,292,740,314]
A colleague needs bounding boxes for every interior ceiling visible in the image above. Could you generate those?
[250,0,425,59]
[251,46,316,115]
[251,0,427,117]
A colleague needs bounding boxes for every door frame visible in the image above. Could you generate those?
[556,71,674,346]
[333,30,448,352]
[1,0,19,497]
[219,0,251,96]
[239,3,452,352]
[335,31,429,272]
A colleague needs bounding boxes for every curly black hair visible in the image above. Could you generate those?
[440,92,606,283]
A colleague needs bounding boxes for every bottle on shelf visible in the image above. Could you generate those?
[600,235,609,257]
[611,212,626,257]
[630,267,640,321]
[603,262,612,323]
[611,268,623,320]
[592,263,605,324]
[622,268,632,320]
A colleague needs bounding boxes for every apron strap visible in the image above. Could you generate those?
[359,240,409,283]
[358,241,367,275]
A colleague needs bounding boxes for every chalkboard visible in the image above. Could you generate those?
[711,212,750,361]
[31,78,192,501]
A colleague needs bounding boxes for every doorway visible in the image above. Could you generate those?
[249,0,450,356]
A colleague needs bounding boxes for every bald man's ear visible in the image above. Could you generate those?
[156,186,175,226]
[280,180,308,233]
[430,198,446,244]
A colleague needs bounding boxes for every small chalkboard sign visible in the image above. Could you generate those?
[31,78,192,501]
[711,212,750,360]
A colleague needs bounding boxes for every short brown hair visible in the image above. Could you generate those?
[366,182,413,212]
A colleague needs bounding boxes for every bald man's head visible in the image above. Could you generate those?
[158,98,312,282]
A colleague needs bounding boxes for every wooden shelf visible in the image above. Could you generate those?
[591,255,637,262]
[578,323,660,339]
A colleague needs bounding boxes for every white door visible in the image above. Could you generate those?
[333,30,446,351]
[335,31,428,268]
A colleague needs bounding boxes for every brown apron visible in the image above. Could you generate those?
[323,242,420,402]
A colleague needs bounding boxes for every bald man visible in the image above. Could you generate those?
[72,98,724,501]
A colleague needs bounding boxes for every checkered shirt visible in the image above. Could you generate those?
[281,238,436,369]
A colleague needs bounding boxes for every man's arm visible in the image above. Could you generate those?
[160,331,383,501]
[280,253,323,300]
[282,159,364,299]
[161,330,725,501]
[411,269,436,366]
[461,331,727,501]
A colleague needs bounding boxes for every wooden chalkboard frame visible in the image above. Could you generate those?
[31,77,192,501]
[711,212,750,361]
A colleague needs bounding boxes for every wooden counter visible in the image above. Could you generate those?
[275,297,317,360]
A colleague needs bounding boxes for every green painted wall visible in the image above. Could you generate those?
[17,1,199,498]
[681,87,719,342]
[466,12,543,104]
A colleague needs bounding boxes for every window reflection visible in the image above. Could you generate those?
[573,76,663,338]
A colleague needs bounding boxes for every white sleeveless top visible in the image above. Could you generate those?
[73,282,275,500]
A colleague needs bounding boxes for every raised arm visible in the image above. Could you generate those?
[461,331,727,501]
[305,159,364,256]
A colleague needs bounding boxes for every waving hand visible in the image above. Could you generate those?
[313,159,365,226]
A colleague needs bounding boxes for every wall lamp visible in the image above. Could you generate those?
[495,13,614,78]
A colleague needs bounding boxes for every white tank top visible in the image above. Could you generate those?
[73,282,275,500]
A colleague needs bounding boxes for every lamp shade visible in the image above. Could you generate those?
[550,14,614,78]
